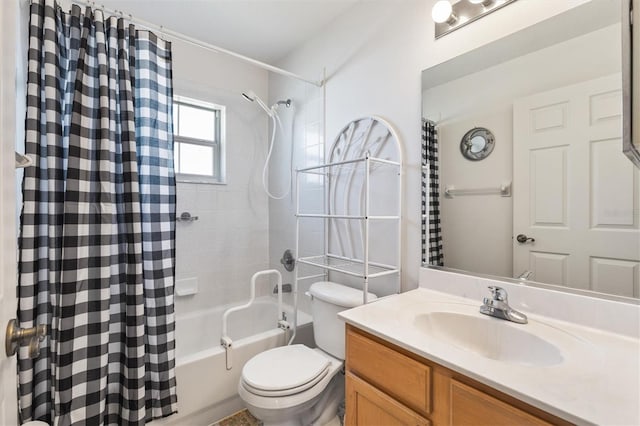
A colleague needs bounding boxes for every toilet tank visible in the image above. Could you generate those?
[308,281,377,360]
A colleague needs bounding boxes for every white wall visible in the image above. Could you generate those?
[1,1,21,423]
[438,109,514,277]
[170,38,273,314]
[14,1,28,227]
[275,0,595,291]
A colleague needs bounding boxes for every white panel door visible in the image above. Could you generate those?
[0,1,19,424]
[513,74,640,296]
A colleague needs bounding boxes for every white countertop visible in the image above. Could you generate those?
[339,288,640,425]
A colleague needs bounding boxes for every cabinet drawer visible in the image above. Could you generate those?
[346,372,431,426]
[346,327,431,416]
[450,379,552,426]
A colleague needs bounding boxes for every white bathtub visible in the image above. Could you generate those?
[158,296,314,425]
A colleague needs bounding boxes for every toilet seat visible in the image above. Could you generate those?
[238,347,343,412]
[241,345,331,397]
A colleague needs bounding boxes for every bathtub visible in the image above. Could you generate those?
[157,296,314,425]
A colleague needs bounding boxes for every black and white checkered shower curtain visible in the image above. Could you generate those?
[18,1,177,424]
[422,119,444,266]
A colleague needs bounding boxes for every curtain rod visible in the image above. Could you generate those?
[52,0,325,88]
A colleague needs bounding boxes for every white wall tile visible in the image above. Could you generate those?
[172,38,271,315]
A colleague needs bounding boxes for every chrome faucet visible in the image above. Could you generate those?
[480,286,528,324]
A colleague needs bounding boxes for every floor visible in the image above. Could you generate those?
[213,409,262,426]
[212,407,344,426]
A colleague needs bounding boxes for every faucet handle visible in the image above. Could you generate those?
[488,286,508,302]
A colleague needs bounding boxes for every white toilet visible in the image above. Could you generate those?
[238,281,377,426]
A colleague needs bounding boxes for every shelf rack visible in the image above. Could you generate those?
[297,254,399,279]
[294,117,403,305]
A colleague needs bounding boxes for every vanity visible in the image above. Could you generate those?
[339,268,640,426]
[345,326,567,426]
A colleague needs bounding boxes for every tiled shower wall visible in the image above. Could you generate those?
[171,38,272,314]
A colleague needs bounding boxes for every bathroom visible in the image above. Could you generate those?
[0,0,638,425]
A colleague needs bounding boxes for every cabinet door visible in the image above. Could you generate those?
[450,379,552,426]
[346,372,431,426]
[347,327,431,416]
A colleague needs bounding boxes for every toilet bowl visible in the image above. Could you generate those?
[238,281,376,426]
[238,345,343,425]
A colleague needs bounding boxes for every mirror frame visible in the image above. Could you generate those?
[459,127,495,161]
[623,0,640,167]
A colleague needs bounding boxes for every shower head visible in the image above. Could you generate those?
[242,90,273,117]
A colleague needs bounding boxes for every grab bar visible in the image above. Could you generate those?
[15,152,33,169]
[220,269,289,370]
[444,182,511,198]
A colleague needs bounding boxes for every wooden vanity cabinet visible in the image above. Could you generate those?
[345,324,572,426]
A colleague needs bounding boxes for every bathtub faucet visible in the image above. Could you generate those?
[273,283,293,294]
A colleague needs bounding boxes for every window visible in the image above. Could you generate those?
[173,96,225,183]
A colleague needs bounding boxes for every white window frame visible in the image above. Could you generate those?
[174,95,226,184]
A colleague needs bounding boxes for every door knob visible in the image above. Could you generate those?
[516,234,535,244]
[5,319,46,359]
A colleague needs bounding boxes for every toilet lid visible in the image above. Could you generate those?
[242,367,329,397]
[242,345,330,393]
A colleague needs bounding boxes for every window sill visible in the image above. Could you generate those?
[176,177,226,185]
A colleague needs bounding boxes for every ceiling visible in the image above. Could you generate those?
[98,0,362,64]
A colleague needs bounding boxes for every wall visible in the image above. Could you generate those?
[1,1,21,423]
[14,1,27,227]
[170,38,272,314]
[423,23,620,279]
[438,109,514,277]
[274,0,594,291]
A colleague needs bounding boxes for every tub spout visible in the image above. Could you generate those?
[273,283,292,294]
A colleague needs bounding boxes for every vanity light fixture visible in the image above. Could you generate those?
[431,0,457,25]
[432,0,517,39]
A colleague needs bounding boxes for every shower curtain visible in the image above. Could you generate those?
[422,119,444,266]
[18,0,177,424]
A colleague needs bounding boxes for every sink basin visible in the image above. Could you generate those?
[414,311,564,367]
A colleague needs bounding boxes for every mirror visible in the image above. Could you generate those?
[460,127,495,161]
[421,0,640,300]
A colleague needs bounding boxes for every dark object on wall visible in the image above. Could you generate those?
[460,127,495,161]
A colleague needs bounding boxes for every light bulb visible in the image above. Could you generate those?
[432,0,453,24]
[468,0,494,5]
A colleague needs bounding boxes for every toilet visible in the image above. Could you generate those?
[238,281,377,426]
